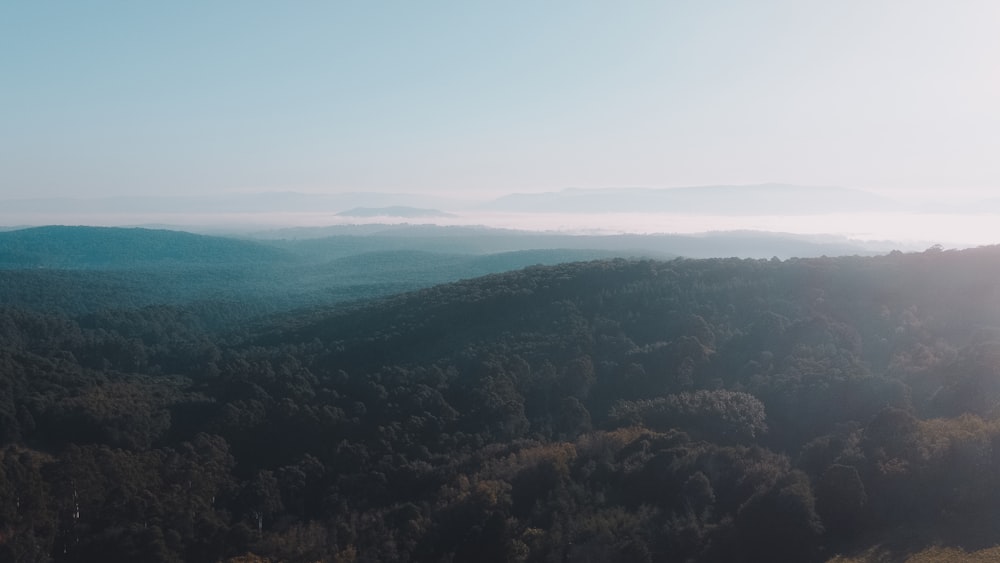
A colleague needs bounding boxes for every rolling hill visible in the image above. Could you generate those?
[3,246,1000,561]
[0,225,294,269]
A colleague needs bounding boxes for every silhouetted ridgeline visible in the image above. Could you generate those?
[3,246,1000,561]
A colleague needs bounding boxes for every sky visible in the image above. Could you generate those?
[2,1,1000,202]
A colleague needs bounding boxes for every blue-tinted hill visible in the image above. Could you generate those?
[0,225,294,269]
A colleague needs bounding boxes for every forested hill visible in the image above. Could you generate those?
[263,245,998,373]
[0,227,634,319]
[4,247,1000,561]
[0,226,294,268]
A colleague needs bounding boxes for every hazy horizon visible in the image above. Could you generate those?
[3,3,999,247]
[0,182,997,251]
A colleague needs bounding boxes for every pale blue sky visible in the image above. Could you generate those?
[2,1,999,200]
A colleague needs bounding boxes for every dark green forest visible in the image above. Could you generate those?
[3,232,1000,562]
[0,227,639,322]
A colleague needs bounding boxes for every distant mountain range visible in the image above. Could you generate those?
[3,185,995,250]
[478,184,899,214]
[336,206,455,218]
[4,185,999,226]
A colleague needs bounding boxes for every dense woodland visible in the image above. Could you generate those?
[3,234,1000,561]
[0,227,639,322]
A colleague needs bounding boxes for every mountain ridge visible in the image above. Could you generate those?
[480,183,902,214]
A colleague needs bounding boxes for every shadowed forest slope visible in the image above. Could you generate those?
[2,246,1000,561]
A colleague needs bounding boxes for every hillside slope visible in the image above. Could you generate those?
[0,225,294,268]
[0,227,637,319]
[3,247,1000,561]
